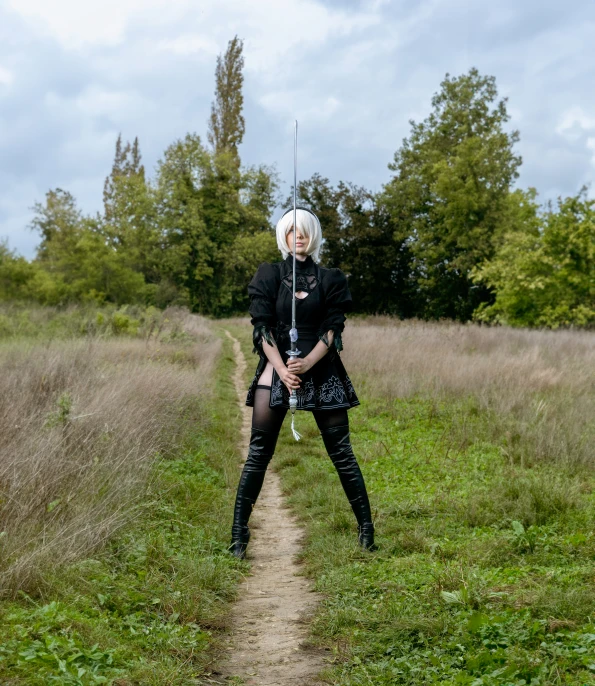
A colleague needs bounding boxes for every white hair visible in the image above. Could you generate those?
[275,208,322,262]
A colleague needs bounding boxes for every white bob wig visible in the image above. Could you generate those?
[275,207,323,263]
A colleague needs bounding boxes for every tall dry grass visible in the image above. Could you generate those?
[0,312,220,597]
[342,317,594,468]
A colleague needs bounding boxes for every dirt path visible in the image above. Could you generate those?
[213,330,328,685]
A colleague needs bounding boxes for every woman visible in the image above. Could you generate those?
[228,207,377,559]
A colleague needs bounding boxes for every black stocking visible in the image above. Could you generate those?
[252,385,288,432]
[312,407,349,431]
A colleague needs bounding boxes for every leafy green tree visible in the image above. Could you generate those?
[207,35,245,166]
[102,134,161,288]
[0,239,40,301]
[103,133,146,225]
[155,134,279,315]
[471,188,595,328]
[154,134,213,311]
[241,164,280,234]
[222,231,279,313]
[294,174,418,317]
[31,188,82,265]
[382,68,523,321]
[29,190,147,305]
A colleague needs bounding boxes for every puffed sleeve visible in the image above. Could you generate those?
[317,268,353,359]
[247,262,279,358]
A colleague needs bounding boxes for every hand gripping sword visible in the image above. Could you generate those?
[286,120,302,441]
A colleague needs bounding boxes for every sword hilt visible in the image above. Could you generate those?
[285,347,301,414]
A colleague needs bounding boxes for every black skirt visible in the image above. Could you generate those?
[246,325,360,411]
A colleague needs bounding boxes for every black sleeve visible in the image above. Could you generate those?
[247,262,279,358]
[317,268,353,357]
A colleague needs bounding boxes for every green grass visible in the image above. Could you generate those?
[0,326,247,684]
[228,320,595,686]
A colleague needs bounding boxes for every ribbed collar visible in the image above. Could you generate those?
[285,253,314,271]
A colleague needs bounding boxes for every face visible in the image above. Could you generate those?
[285,226,309,257]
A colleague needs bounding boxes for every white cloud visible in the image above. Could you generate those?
[556,106,595,166]
[156,35,220,57]
[6,0,146,48]
[0,65,13,86]
[556,106,595,140]
[259,91,341,123]
[5,0,381,56]
[72,86,154,120]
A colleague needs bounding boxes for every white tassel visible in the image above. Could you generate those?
[291,414,302,441]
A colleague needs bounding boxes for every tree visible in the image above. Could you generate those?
[471,188,595,328]
[382,68,523,321]
[31,188,81,262]
[29,189,147,305]
[102,134,160,288]
[154,134,280,315]
[154,134,213,311]
[103,133,146,225]
[294,174,418,317]
[0,239,40,301]
[207,35,245,165]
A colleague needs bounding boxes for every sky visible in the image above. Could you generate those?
[1,0,594,259]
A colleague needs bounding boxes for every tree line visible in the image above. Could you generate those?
[0,37,592,328]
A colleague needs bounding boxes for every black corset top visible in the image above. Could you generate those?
[282,254,319,295]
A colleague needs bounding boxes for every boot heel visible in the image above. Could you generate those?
[358,523,378,551]
[228,540,249,559]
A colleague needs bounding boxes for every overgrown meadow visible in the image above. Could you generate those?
[0,304,249,684]
[229,317,595,685]
[1,305,593,684]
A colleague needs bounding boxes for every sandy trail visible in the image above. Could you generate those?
[212,330,328,685]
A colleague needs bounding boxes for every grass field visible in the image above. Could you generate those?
[0,307,250,684]
[227,317,595,686]
[1,305,593,684]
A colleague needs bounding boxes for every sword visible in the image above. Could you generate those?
[286,119,302,441]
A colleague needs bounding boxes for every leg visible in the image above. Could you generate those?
[229,385,287,558]
[314,409,378,551]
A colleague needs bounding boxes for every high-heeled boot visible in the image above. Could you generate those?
[320,424,378,551]
[228,426,279,559]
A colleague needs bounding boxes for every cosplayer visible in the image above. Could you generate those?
[228,205,377,559]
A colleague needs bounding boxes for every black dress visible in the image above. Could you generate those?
[245,253,360,411]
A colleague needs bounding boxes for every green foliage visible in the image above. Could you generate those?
[220,230,279,313]
[102,134,162,293]
[8,133,278,314]
[382,68,523,321]
[0,302,171,341]
[44,392,73,428]
[207,35,245,165]
[2,39,278,315]
[155,134,279,315]
[25,190,149,306]
[295,175,418,317]
[0,601,117,685]
[472,188,595,328]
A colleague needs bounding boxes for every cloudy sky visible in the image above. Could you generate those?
[1,0,594,259]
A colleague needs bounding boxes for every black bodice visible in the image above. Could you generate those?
[247,253,353,355]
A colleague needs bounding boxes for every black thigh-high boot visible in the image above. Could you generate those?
[320,424,378,551]
[228,426,279,559]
